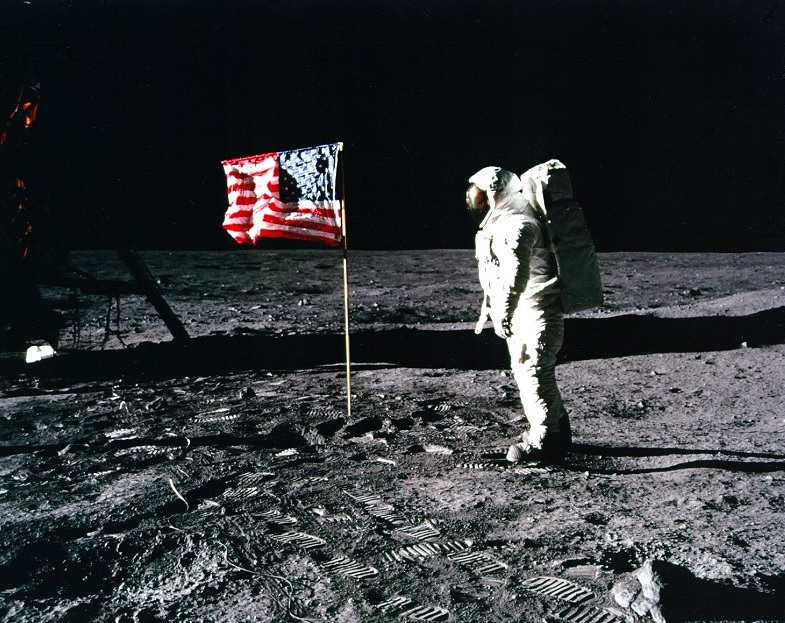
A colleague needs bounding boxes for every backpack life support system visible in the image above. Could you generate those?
[520,160,604,313]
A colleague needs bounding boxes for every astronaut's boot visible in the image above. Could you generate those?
[506,433,544,465]
[506,419,571,466]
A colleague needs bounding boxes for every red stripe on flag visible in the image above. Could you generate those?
[227,182,255,193]
[255,228,341,247]
[264,203,340,219]
[222,151,278,167]
[233,195,256,206]
[223,208,253,219]
[260,213,341,236]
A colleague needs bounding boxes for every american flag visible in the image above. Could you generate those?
[222,142,342,247]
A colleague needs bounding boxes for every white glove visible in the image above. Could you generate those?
[493,316,513,339]
[475,296,490,334]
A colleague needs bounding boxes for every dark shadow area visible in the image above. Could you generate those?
[2,307,783,382]
[637,560,785,622]
[477,445,785,475]
[562,307,785,361]
[573,458,785,475]
[562,443,785,475]
[552,443,785,476]
[569,442,785,461]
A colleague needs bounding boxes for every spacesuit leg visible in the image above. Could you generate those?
[506,300,567,448]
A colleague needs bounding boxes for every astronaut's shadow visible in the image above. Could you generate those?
[566,442,785,475]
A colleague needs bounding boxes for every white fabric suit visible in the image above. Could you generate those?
[469,166,568,450]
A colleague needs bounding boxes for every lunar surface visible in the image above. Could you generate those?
[1,249,784,622]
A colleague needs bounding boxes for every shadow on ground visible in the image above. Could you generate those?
[623,560,785,622]
[563,442,785,475]
[4,307,784,382]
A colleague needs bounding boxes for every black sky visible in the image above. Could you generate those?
[3,0,784,251]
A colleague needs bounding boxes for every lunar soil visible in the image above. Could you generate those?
[1,249,784,623]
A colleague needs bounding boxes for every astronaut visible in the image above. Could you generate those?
[466,166,570,464]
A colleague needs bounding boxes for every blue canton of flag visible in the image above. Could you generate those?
[280,144,338,203]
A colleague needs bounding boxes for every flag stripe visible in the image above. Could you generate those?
[222,151,278,167]
[265,202,341,220]
[254,225,338,246]
[261,208,342,234]
[233,196,257,206]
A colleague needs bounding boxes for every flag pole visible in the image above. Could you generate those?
[338,142,352,417]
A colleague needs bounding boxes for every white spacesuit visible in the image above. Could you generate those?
[467,166,570,464]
